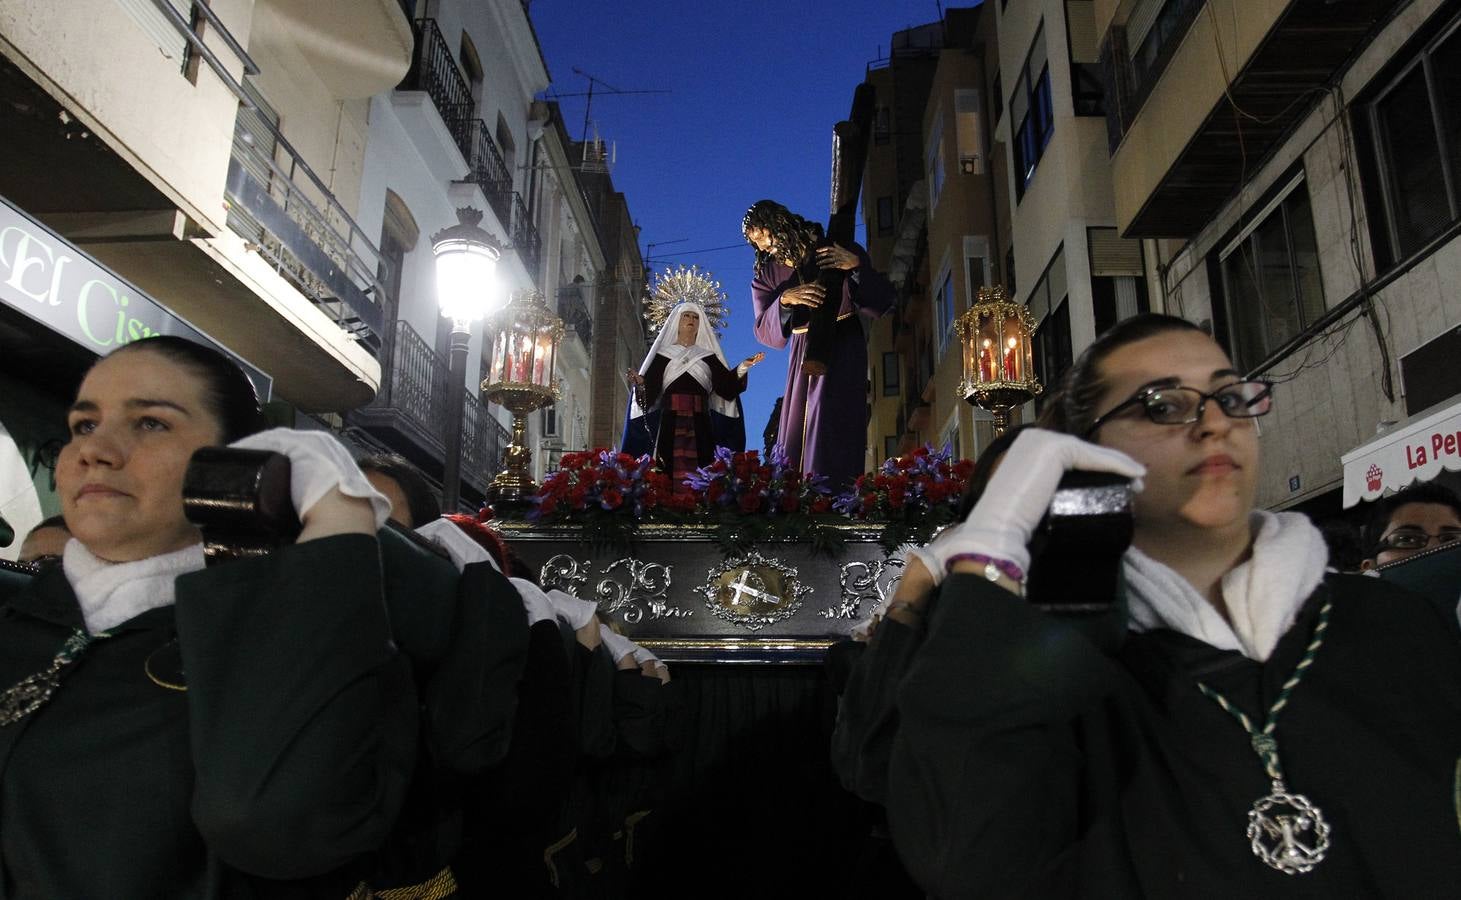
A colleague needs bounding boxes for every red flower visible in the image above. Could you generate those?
[780,493,800,513]
[477,506,494,522]
[861,493,877,515]
[895,456,914,471]
[707,482,726,503]
[616,452,636,467]
[569,485,589,508]
[642,489,660,509]
[888,487,906,509]
[811,496,832,514]
[914,447,929,457]
[601,488,624,509]
[738,493,763,513]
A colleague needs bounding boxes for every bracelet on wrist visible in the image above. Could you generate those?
[944,553,1026,593]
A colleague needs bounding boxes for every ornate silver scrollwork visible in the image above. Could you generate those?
[593,559,690,624]
[822,557,906,620]
[540,554,588,596]
[698,549,811,631]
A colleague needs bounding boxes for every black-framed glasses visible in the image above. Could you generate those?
[1085,380,1274,437]
[1374,528,1461,553]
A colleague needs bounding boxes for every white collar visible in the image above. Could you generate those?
[62,538,207,634]
[1122,510,1328,661]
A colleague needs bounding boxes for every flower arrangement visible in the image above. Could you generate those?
[834,444,976,552]
[526,444,977,556]
[530,449,695,548]
[685,447,843,555]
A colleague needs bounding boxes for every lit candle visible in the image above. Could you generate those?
[1004,337,1018,380]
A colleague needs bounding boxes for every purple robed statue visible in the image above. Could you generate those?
[743,200,893,490]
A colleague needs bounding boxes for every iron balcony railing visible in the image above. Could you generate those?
[367,320,507,493]
[461,390,509,488]
[459,117,513,219]
[225,83,388,351]
[374,320,447,435]
[402,18,473,131]
[497,190,541,277]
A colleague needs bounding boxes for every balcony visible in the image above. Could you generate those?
[557,285,593,349]
[225,89,389,353]
[494,190,542,278]
[350,320,508,498]
[401,18,474,127]
[458,117,513,218]
[1105,0,1401,236]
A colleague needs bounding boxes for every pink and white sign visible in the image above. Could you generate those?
[1341,399,1461,506]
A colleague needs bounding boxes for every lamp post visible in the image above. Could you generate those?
[482,288,564,508]
[955,285,1042,436]
[431,207,504,512]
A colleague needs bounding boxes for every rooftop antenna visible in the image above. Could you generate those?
[553,67,670,143]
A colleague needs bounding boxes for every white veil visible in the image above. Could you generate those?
[630,302,740,419]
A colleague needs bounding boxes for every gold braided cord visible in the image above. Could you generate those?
[350,866,459,900]
[543,826,578,888]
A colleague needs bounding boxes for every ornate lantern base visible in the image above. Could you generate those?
[962,383,1039,436]
[484,384,556,509]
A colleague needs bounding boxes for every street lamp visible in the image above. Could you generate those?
[955,285,1042,435]
[482,288,564,508]
[431,207,504,512]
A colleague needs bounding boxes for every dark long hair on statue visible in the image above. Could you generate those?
[742,199,823,271]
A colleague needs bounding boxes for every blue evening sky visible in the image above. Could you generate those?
[527,0,957,444]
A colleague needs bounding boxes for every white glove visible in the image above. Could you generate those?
[230,428,391,529]
[631,645,659,666]
[415,518,499,573]
[509,577,559,627]
[598,625,638,663]
[916,429,1145,583]
[547,588,598,630]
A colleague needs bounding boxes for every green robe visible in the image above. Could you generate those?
[883,573,1461,898]
[0,534,417,898]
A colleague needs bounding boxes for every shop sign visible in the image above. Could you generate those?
[0,193,271,399]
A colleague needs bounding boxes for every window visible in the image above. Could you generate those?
[875,105,891,145]
[1215,173,1325,370]
[543,405,558,437]
[1065,0,1105,116]
[941,413,961,459]
[1028,245,1071,391]
[992,71,1004,123]
[377,189,418,331]
[964,236,991,303]
[877,196,895,236]
[882,352,901,396]
[459,31,484,110]
[955,90,985,174]
[884,435,900,460]
[927,110,947,212]
[1010,22,1054,199]
[1087,227,1147,336]
[935,269,957,355]
[495,112,516,170]
[1359,13,1461,269]
[1035,299,1073,391]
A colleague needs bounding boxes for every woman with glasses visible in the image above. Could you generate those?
[878,314,1461,897]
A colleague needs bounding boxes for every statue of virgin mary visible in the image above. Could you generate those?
[622,299,761,488]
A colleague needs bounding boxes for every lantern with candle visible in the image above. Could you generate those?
[954,285,1042,435]
[482,288,565,506]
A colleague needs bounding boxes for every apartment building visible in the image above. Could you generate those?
[0,0,412,554]
[348,0,551,507]
[1096,0,1457,514]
